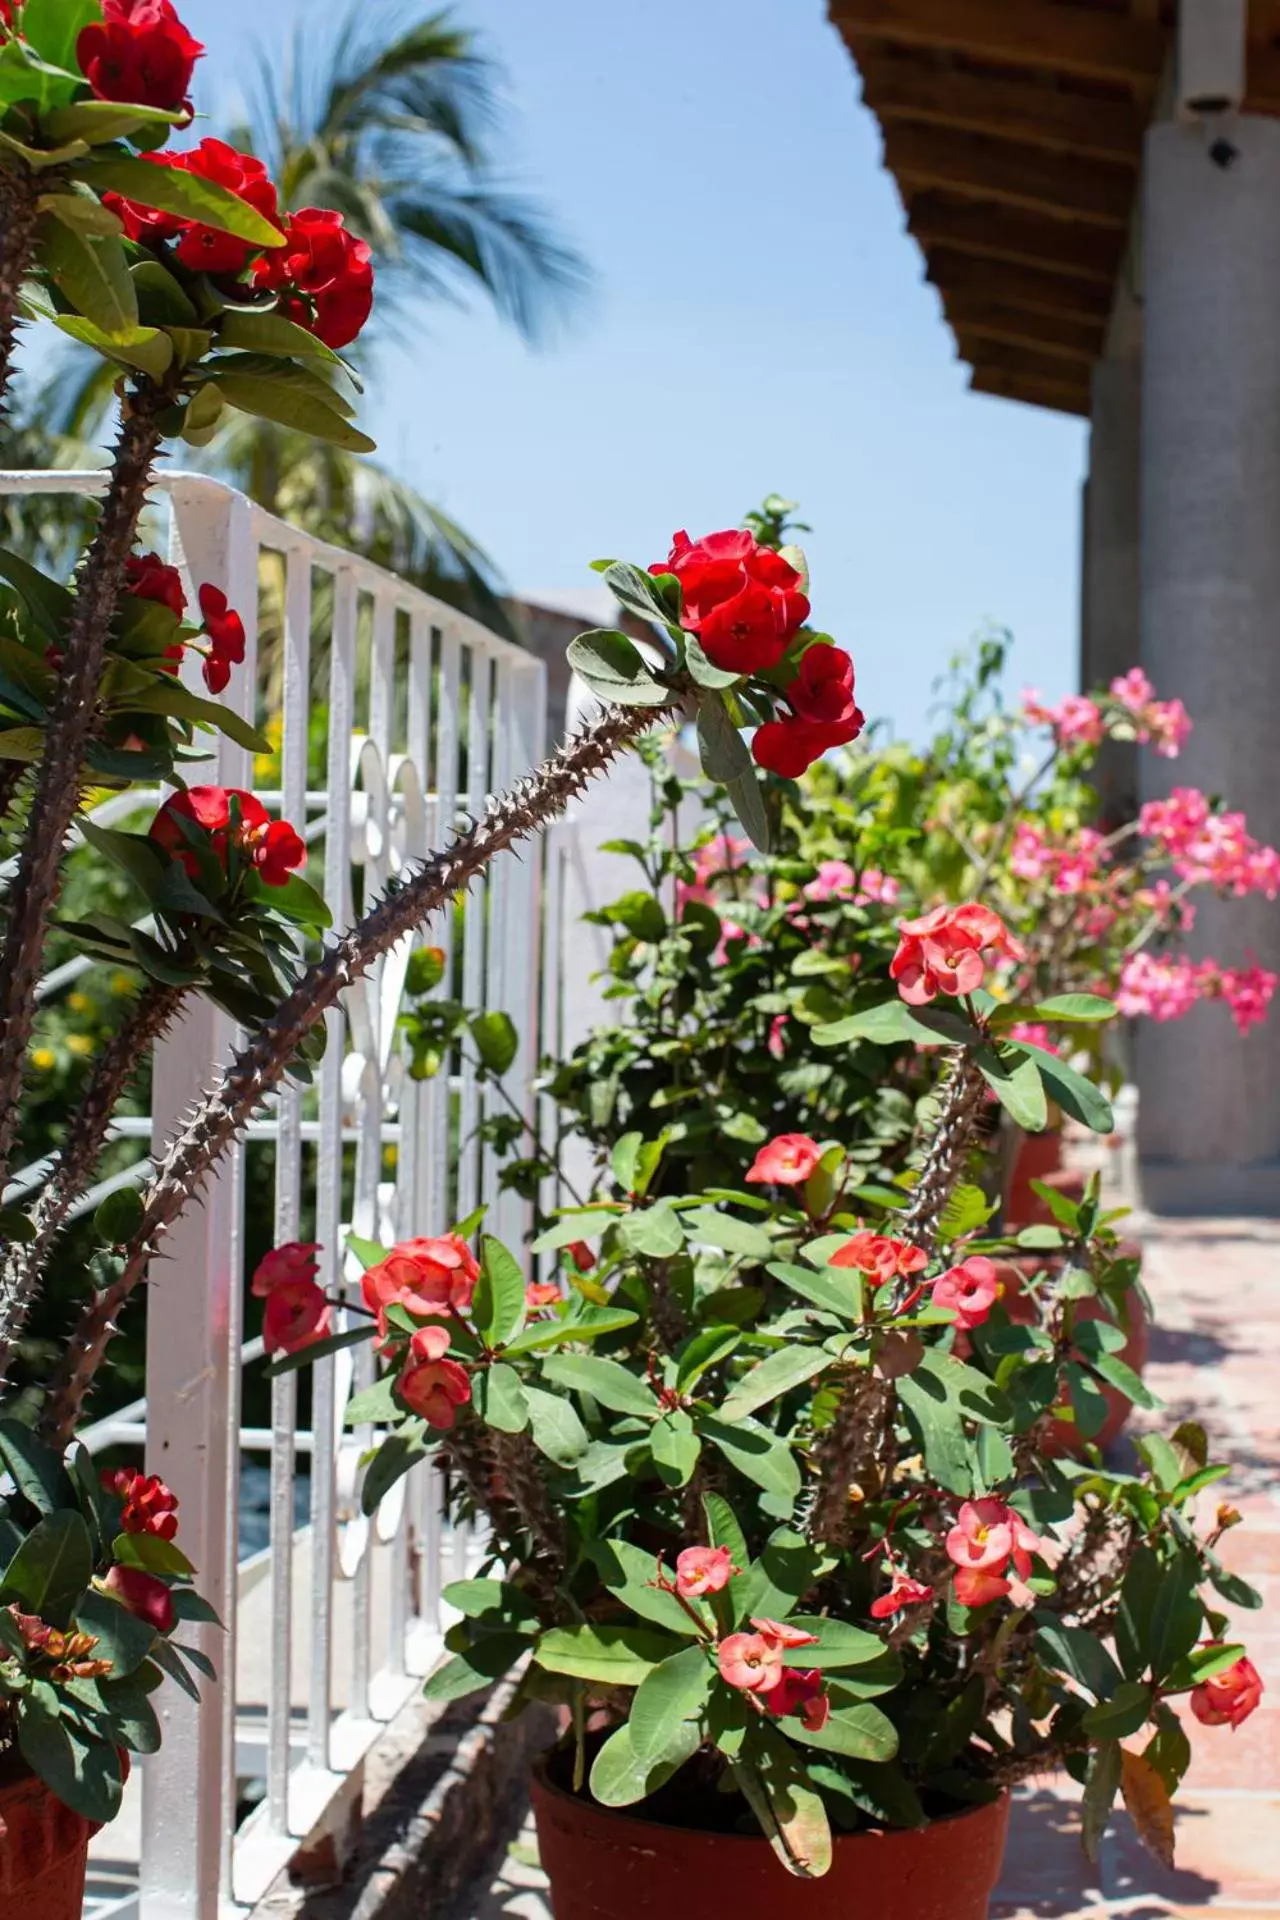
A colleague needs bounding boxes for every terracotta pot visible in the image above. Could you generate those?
[0,1765,98,1918]
[530,1757,1010,1920]
[1003,1129,1065,1229]
[996,1246,1149,1456]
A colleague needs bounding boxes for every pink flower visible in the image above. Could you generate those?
[805,859,856,903]
[1008,1022,1056,1055]
[397,1331,471,1429]
[262,1279,332,1356]
[1144,698,1192,758]
[945,1498,1014,1575]
[857,869,900,906]
[1022,691,1104,749]
[750,1616,820,1650]
[932,1256,1002,1331]
[746,1133,822,1186]
[870,1567,933,1619]
[1205,962,1278,1036]
[526,1281,561,1311]
[1110,667,1155,710]
[1116,952,1202,1023]
[1010,822,1055,882]
[251,1241,321,1297]
[102,1565,174,1634]
[718,1631,785,1694]
[759,1666,828,1728]
[830,1232,927,1284]
[952,1566,1011,1609]
[767,1014,789,1060]
[1190,1653,1264,1729]
[675,1545,737,1598]
[361,1236,480,1333]
[890,902,1023,1007]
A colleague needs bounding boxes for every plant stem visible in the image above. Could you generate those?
[0,388,167,1200]
[0,981,185,1383]
[900,1048,988,1258]
[0,166,41,416]
[0,760,25,832]
[43,699,672,1442]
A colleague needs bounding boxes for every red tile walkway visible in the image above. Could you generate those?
[467,1217,1280,1919]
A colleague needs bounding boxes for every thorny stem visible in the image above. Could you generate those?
[0,167,42,419]
[0,982,186,1383]
[43,699,674,1443]
[900,1048,988,1258]
[0,388,169,1200]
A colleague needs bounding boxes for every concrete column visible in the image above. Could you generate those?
[1136,114,1280,1213]
[1080,355,1142,822]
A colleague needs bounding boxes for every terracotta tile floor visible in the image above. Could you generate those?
[466,1216,1280,1919]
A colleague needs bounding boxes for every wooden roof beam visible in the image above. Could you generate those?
[955,335,1098,391]
[940,296,1105,364]
[831,0,1166,86]
[907,194,1121,284]
[970,366,1090,417]
[884,123,1136,229]
[857,55,1144,165]
[923,249,1113,322]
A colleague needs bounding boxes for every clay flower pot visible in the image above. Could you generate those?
[531,1757,1010,1920]
[0,1763,99,1919]
[1003,1128,1066,1229]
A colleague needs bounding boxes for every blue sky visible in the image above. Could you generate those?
[177,0,1087,738]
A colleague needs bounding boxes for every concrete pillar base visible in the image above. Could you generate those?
[1140,1160,1280,1217]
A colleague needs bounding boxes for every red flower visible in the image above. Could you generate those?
[830,1233,927,1284]
[1190,1653,1264,1729]
[526,1281,561,1311]
[870,1566,933,1620]
[101,1467,180,1540]
[932,1256,1002,1331]
[149,786,305,888]
[750,1615,820,1651]
[890,902,1024,1007]
[361,1235,480,1335]
[786,646,861,727]
[745,1132,822,1186]
[718,1630,784,1694]
[397,1332,471,1429]
[77,0,203,115]
[675,1545,737,1598]
[172,140,279,275]
[566,1240,596,1271]
[251,1241,321,1297]
[198,584,246,696]
[252,208,375,349]
[126,551,186,622]
[651,528,809,674]
[759,1666,828,1729]
[751,715,863,779]
[262,1278,332,1356]
[945,1497,1051,1609]
[102,1564,174,1634]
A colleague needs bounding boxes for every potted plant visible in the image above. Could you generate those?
[274,541,1264,1917]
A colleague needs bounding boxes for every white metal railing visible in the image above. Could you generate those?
[0,472,552,1918]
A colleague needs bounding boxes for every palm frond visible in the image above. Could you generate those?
[390,184,589,341]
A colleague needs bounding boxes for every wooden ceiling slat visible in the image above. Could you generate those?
[971,366,1091,416]
[884,123,1136,228]
[858,55,1144,163]
[907,194,1121,284]
[940,295,1105,362]
[924,249,1113,321]
[956,333,1098,387]
[831,0,1165,85]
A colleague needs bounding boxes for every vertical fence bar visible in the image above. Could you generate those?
[456,647,492,1224]
[140,480,258,1920]
[480,656,513,1242]
[426,625,461,1232]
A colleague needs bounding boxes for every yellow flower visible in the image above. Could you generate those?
[68,991,91,1014]
[66,1033,94,1057]
[110,972,134,996]
[31,1048,56,1071]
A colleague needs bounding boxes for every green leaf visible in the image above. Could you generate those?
[94,1186,144,1244]
[701,1415,800,1512]
[790,1699,898,1762]
[766,1260,860,1320]
[737,1724,832,1879]
[38,218,138,333]
[19,1694,123,1824]
[535,1623,680,1685]
[216,308,353,368]
[530,1208,620,1254]
[725,768,770,853]
[1167,1642,1246,1690]
[675,1326,741,1393]
[977,1045,1049,1132]
[77,154,285,246]
[75,1589,157,1678]
[807,1760,925,1831]
[1035,1620,1121,1702]
[684,1206,773,1262]
[123,679,273,751]
[542,1352,658,1417]
[51,312,172,376]
[43,98,185,146]
[703,1494,749,1582]
[360,1424,435,1514]
[1082,1740,1122,1861]
[629,1645,715,1763]
[472,1362,529,1435]
[738,1530,826,1626]
[86,1672,163,1754]
[591,1539,704,1636]
[112,1532,194,1578]
[590,1717,701,1806]
[1089,1351,1159,1411]
[1144,1553,1203,1683]
[600,560,680,628]
[684,632,741,689]
[1027,994,1117,1024]
[696,695,752,782]
[650,1409,701,1487]
[617,1202,685,1258]
[264,1323,374,1376]
[168,1588,224,1628]
[1022,1045,1115,1134]
[0,1418,76,1513]
[781,1617,887,1671]
[0,725,44,761]
[21,0,102,82]
[812,999,938,1049]
[442,1579,541,1631]
[565,629,669,707]
[469,1009,518,1074]
[2,1511,93,1627]
[720,1347,830,1424]
[474,1235,526,1348]
[422,1633,531,1703]
[211,371,375,452]
[1082,1680,1154,1741]
[504,1308,639,1358]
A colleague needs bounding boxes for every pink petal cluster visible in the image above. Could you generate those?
[1109,669,1192,757]
[890,903,1024,1006]
[254,1241,331,1356]
[1117,952,1278,1034]
[945,1498,1053,1608]
[746,1133,822,1186]
[1010,821,1104,896]
[717,1618,827,1727]
[870,1566,933,1620]
[1022,691,1105,749]
[932,1256,1002,1331]
[803,860,900,906]
[1140,788,1280,898]
[675,1545,737,1598]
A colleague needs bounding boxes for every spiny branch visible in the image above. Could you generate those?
[0,981,186,1383]
[900,1049,987,1257]
[0,166,42,418]
[0,386,169,1198]
[43,699,672,1442]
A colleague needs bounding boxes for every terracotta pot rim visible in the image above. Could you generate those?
[531,1748,1009,1846]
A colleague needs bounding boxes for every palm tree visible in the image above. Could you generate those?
[33,4,590,627]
